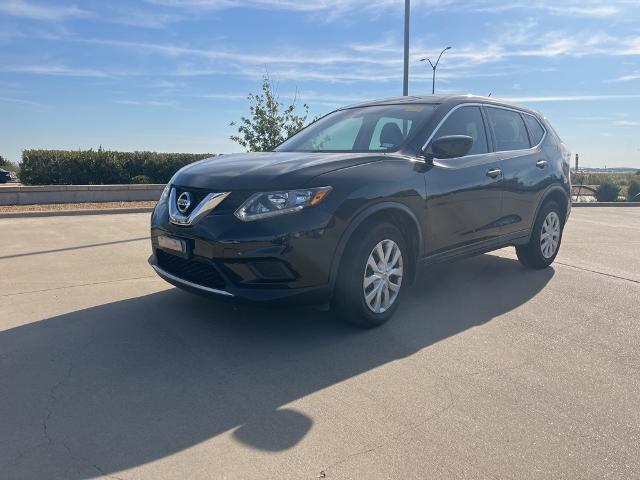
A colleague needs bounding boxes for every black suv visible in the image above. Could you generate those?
[150,95,571,327]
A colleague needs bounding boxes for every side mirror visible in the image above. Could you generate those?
[425,135,473,160]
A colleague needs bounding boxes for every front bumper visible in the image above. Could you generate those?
[149,200,338,305]
[149,254,331,304]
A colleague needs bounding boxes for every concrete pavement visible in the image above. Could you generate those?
[1,208,639,479]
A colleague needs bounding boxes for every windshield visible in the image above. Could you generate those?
[276,104,438,153]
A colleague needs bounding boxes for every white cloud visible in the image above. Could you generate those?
[505,94,640,103]
[203,90,369,106]
[0,1,182,28]
[116,99,176,107]
[5,3,640,93]
[0,95,45,107]
[144,0,637,21]
[201,92,247,100]
[144,0,447,14]
[107,8,183,29]
[612,72,640,82]
[0,0,90,21]
[73,37,398,66]
[49,23,640,84]
[614,120,640,126]
[0,64,112,77]
[470,2,625,18]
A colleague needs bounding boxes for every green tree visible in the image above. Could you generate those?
[230,74,309,152]
[595,179,621,202]
[0,154,19,174]
[627,179,640,201]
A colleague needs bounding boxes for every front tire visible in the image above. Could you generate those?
[332,223,407,328]
[516,201,564,269]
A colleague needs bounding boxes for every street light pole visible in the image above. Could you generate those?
[403,0,410,96]
[420,46,451,94]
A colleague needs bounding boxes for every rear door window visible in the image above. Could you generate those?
[432,106,489,156]
[523,114,545,146]
[486,107,531,151]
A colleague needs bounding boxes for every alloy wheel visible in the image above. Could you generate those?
[363,239,403,313]
[540,211,560,259]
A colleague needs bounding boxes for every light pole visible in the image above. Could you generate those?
[420,46,451,94]
[403,0,410,96]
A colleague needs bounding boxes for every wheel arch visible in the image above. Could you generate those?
[329,202,424,291]
[535,184,570,225]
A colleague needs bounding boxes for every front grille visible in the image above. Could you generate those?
[156,250,226,290]
[172,186,209,216]
[211,191,251,214]
[170,187,250,216]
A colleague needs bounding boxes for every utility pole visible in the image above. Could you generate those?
[575,153,579,172]
[403,0,410,96]
[420,46,452,94]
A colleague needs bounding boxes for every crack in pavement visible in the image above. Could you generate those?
[496,251,639,285]
[0,237,149,260]
[319,370,456,478]
[36,339,129,480]
[555,261,640,285]
[0,275,157,298]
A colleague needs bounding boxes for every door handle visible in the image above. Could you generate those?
[486,167,502,179]
[536,160,548,169]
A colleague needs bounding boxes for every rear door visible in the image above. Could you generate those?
[485,106,548,237]
[424,104,504,254]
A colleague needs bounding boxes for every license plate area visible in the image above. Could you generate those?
[157,235,188,258]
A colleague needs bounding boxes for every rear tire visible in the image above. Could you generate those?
[332,223,407,328]
[516,201,564,269]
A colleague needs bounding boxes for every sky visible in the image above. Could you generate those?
[1,0,639,168]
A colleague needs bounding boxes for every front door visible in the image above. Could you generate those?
[423,105,504,254]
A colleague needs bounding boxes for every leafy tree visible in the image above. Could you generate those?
[595,179,621,202]
[0,154,19,173]
[627,179,640,201]
[230,74,309,152]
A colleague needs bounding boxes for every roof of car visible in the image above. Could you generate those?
[341,94,540,115]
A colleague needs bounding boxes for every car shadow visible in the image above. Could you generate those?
[2,253,553,479]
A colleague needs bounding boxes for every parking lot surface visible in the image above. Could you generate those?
[1,208,639,479]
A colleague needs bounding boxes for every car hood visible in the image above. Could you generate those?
[171,151,382,191]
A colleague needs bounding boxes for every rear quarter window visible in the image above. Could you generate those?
[523,114,545,146]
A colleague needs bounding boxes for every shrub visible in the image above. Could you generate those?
[131,175,152,184]
[572,172,636,187]
[627,179,640,202]
[595,180,621,202]
[20,149,215,185]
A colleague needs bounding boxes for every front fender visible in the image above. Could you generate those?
[327,201,423,291]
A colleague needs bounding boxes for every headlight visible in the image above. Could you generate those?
[158,184,171,204]
[235,186,332,221]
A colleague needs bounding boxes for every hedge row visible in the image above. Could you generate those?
[20,149,216,185]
